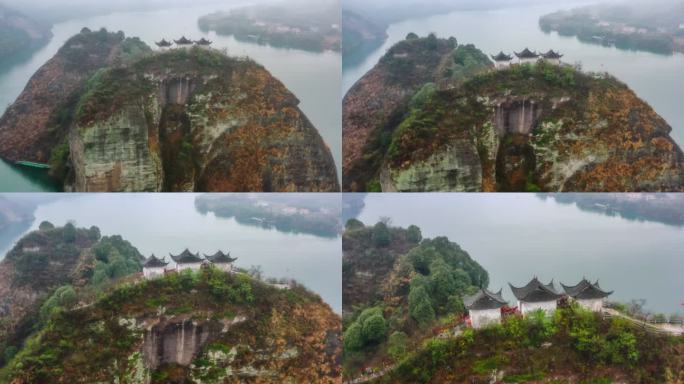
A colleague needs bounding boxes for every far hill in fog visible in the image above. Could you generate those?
[199,0,341,52]
[540,1,684,54]
[0,3,52,64]
[195,193,342,238]
[544,193,684,226]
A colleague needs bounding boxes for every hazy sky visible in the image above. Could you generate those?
[0,0,272,22]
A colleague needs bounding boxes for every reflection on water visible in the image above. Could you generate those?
[1,194,341,313]
[342,3,684,149]
[0,2,341,190]
[358,194,684,316]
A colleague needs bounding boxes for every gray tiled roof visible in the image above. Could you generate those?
[465,288,508,310]
[509,277,563,302]
[561,279,613,300]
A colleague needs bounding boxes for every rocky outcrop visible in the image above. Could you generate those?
[346,36,684,191]
[0,29,339,192]
[384,67,684,192]
[68,47,338,192]
[492,98,544,136]
[0,29,149,164]
[342,35,492,191]
[140,315,244,369]
[6,268,342,383]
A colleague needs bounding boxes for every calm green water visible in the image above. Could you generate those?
[0,160,60,191]
[358,193,684,316]
[0,3,341,191]
[342,3,684,148]
[0,194,342,313]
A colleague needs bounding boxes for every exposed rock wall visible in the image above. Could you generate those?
[382,143,482,192]
[342,37,461,191]
[492,98,544,136]
[70,103,163,192]
[6,271,342,383]
[0,32,338,191]
[142,318,222,368]
[0,30,148,163]
[374,62,684,191]
[70,51,339,192]
[159,77,199,106]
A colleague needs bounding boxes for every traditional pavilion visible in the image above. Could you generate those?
[491,51,513,69]
[143,254,168,279]
[155,39,172,51]
[541,50,563,65]
[204,250,237,273]
[464,288,508,329]
[170,249,204,271]
[509,277,563,316]
[561,278,613,312]
[195,38,213,49]
[174,36,194,48]
[515,48,540,65]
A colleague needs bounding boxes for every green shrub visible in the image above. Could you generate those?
[407,225,422,244]
[409,286,435,327]
[388,331,408,360]
[372,222,391,247]
[344,322,364,351]
[345,219,365,231]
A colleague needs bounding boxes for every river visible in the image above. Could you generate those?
[342,3,684,150]
[357,193,684,316]
[0,2,341,191]
[0,193,342,313]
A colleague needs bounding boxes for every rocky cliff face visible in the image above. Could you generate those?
[0,30,339,192]
[141,316,231,369]
[5,268,342,384]
[0,28,149,164]
[344,36,684,191]
[342,35,492,191]
[69,48,338,192]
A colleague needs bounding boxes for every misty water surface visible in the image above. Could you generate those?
[357,193,684,316]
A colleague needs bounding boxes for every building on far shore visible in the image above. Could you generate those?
[541,49,564,65]
[465,288,508,329]
[170,249,204,272]
[510,277,563,316]
[143,254,168,279]
[561,278,613,312]
[515,48,540,65]
[204,250,237,273]
[491,51,513,69]
[155,39,172,51]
